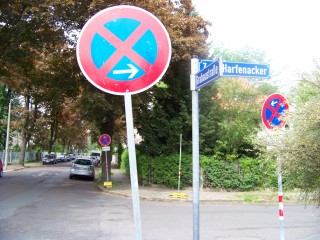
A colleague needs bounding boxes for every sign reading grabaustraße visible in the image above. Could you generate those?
[195,59,221,89]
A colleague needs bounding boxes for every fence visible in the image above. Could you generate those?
[0,151,38,164]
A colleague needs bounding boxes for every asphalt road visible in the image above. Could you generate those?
[0,163,319,240]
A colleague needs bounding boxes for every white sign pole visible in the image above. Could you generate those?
[190,56,200,240]
[178,134,182,192]
[124,94,142,240]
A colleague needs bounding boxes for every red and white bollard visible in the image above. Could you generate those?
[277,156,285,240]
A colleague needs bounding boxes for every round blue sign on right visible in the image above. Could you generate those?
[261,93,289,130]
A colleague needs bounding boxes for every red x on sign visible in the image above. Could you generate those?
[261,93,289,130]
[77,5,171,95]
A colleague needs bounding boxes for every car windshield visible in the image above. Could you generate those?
[74,159,92,166]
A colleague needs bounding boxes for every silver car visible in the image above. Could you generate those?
[69,158,95,181]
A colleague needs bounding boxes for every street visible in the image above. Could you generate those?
[0,163,319,240]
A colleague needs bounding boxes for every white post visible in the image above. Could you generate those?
[191,56,200,240]
[124,94,142,240]
[178,134,182,192]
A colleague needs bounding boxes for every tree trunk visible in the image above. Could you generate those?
[19,95,31,166]
[101,151,107,181]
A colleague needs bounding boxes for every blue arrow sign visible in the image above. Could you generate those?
[222,61,270,78]
[195,59,220,89]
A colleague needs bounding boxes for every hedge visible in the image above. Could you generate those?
[121,150,277,190]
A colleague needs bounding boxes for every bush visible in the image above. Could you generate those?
[150,154,192,188]
[121,149,277,190]
[201,155,277,190]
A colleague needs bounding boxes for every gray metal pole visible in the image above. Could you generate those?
[191,56,200,240]
[4,98,11,171]
[124,94,142,240]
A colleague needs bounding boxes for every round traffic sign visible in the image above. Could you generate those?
[99,134,111,146]
[261,93,289,130]
[76,5,171,95]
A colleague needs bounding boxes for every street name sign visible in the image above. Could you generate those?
[261,93,289,130]
[195,59,221,89]
[198,59,270,79]
[223,61,270,78]
[77,5,171,95]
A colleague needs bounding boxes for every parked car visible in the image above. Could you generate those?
[68,153,77,161]
[0,159,3,177]
[56,154,66,162]
[69,158,95,181]
[89,156,99,166]
[42,154,57,165]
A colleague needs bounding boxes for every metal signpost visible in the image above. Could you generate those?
[262,93,289,240]
[77,5,171,240]
[191,57,271,240]
[190,56,200,240]
[99,134,111,181]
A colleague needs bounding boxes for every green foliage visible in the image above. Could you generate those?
[121,150,276,190]
[274,64,320,206]
[120,149,130,176]
[201,154,276,190]
[150,154,193,188]
[121,151,192,188]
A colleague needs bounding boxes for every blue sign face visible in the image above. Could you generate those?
[92,18,157,81]
[76,6,171,95]
[198,59,270,79]
[99,134,111,146]
[261,93,289,130]
[199,60,215,71]
[195,60,220,89]
[223,61,270,78]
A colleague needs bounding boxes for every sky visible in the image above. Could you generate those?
[192,0,320,90]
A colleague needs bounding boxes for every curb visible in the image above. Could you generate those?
[98,185,253,204]
[97,185,304,204]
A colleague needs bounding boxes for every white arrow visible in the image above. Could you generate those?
[113,64,139,79]
[270,100,278,107]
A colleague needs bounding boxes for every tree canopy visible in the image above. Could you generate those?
[273,64,320,206]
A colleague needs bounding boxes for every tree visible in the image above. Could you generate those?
[199,46,276,157]
[0,1,87,164]
[275,64,320,206]
[135,0,210,156]
[0,0,210,168]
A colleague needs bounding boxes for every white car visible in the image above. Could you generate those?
[69,158,95,181]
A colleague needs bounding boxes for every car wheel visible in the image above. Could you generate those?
[69,175,73,179]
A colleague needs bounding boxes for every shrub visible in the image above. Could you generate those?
[121,149,277,190]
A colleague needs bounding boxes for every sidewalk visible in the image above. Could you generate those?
[99,168,302,204]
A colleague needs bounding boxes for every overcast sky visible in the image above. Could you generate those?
[192,0,320,88]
